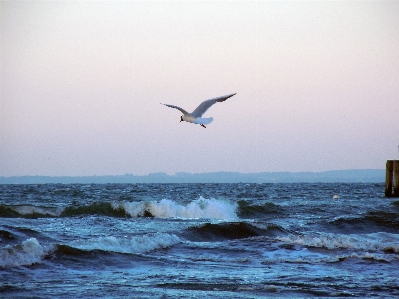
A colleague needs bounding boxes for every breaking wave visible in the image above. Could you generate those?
[68,233,181,254]
[277,232,399,253]
[0,204,61,218]
[112,197,238,220]
[0,238,47,268]
[0,233,181,268]
[0,197,238,220]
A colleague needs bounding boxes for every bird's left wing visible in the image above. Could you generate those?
[161,103,190,116]
[191,93,236,117]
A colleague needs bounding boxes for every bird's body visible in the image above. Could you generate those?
[161,93,236,128]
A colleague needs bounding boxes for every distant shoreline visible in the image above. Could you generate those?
[0,169,384,184]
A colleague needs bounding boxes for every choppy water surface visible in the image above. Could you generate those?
[1,183,398,298]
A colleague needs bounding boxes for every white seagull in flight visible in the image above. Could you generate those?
[161,93,236,128]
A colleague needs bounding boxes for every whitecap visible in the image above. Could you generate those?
[112,197,238,220]
[0,238,46,268]
[69,233,181,254]
[277,233,399,253]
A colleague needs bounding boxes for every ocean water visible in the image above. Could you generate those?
[1,183,398,298]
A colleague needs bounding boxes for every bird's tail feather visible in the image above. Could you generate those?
[194,117,213,125]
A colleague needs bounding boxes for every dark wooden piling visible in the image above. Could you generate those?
[386,160,399,197]
[385,160,393,197]
[394,160,399,197]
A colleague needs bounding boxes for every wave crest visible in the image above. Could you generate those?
[0,204,61,218]
[112,197,238,220]
[69,233,181,254]
[184,222,289,241]
[0,238,46,268]
[278,233,399,253]
[1,197,238,220]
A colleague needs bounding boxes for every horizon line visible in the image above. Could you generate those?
[0,168,385,178]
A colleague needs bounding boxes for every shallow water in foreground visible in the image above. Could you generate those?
[1,183,398,298]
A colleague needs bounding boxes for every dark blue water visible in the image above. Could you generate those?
[1,183,399,298]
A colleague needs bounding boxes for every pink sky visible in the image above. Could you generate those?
[1,1,399,176]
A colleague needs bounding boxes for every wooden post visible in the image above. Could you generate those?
[385,160,394,197]
[394,160,399,197]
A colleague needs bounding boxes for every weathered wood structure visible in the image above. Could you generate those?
[385,160,399,197]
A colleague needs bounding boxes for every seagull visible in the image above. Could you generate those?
[161,93,236,128]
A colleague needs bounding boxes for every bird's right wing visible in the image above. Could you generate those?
[191,93,236,117]
[161,103,190,116]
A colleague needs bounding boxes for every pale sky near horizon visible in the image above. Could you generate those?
[1,1,399,177]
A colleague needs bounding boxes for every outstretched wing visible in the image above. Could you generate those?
[191,93,236,117]
[161,103,190,116]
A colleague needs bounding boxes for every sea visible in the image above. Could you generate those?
[1,183,398,298]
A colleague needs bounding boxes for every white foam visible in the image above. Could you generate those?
[112,197,238,220]
[70,233,181,254]
[0,238,45,268]
[278,233,399,253]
